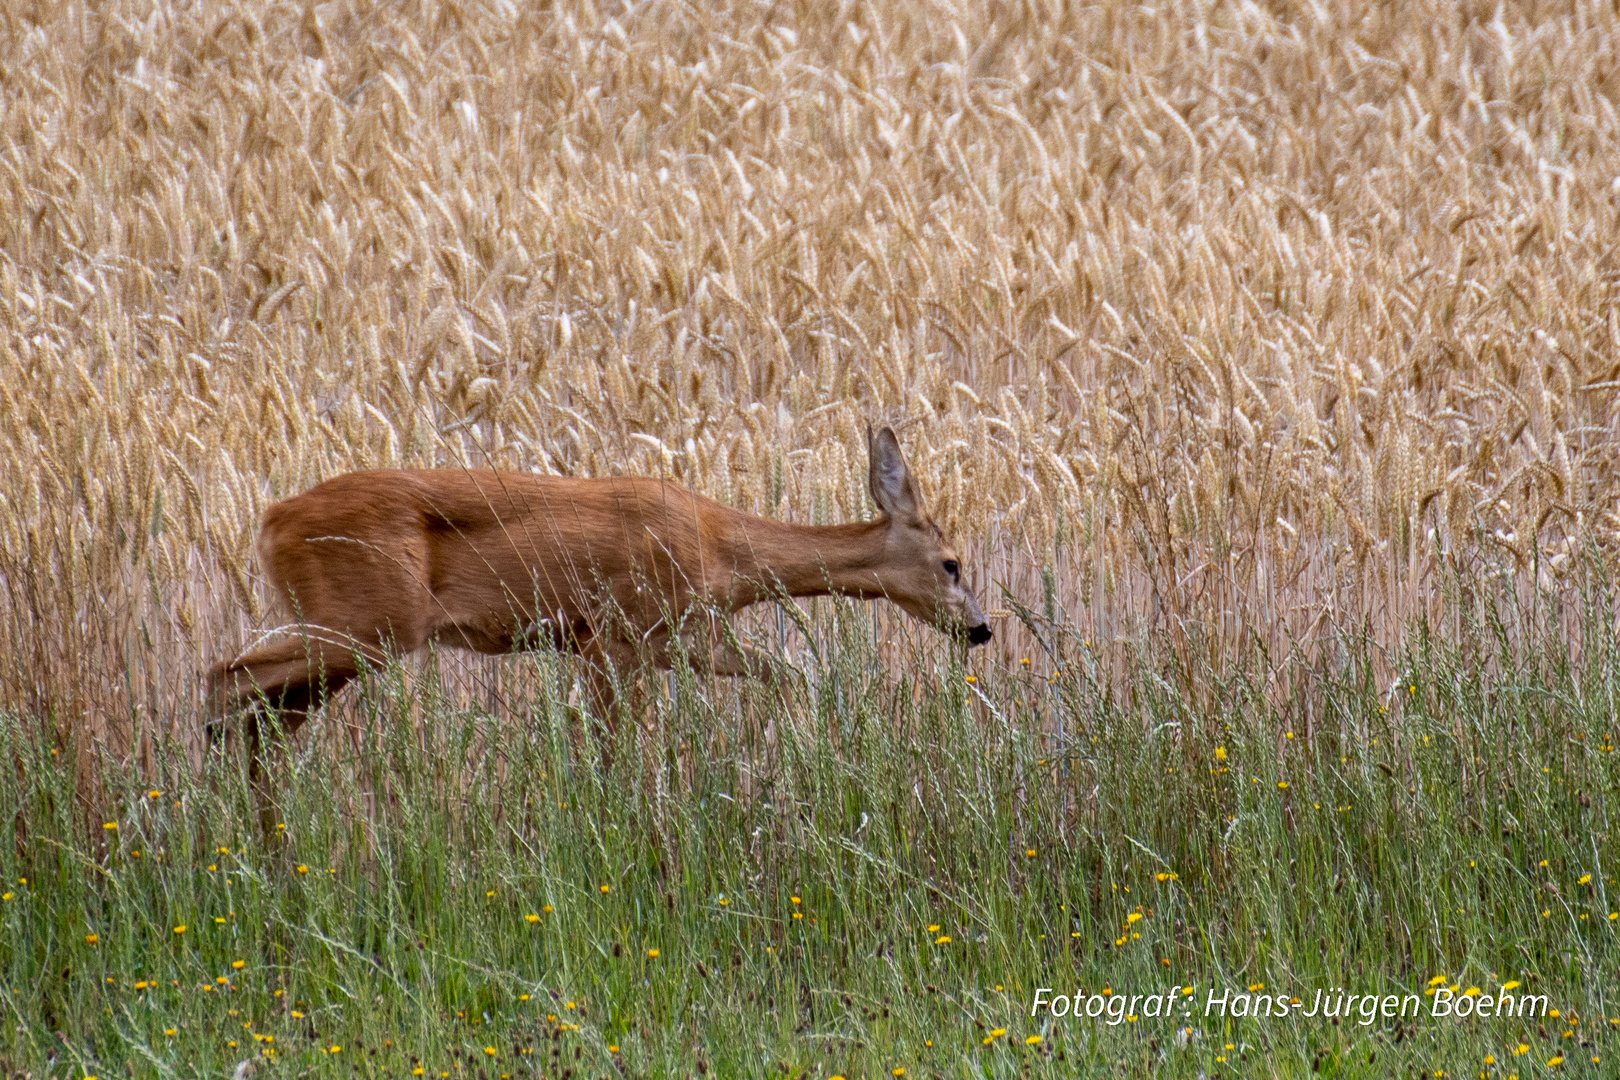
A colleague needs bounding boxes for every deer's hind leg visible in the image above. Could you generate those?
[207,630,398,838]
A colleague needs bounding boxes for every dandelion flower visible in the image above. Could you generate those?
[1126,912,1143,924]
[103,822,117,830]
[525,914,540,923]
[935,935,951,944]
[647,948,660,957]
[296,865,309,874]
[1026,1035,1042,1045]
[543,904,553,913]
[232,960,245,970]
[484,1047,497,1057]
[85,934,98,944]
[1025,848,1036,858]
[173,925,187,934]
[165,1027,177,1036]
[600,884,611,893]
[927,924,941,933]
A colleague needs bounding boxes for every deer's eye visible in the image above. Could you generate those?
[942,559,960,579]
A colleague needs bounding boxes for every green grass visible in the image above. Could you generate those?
[2,589,1618,1079]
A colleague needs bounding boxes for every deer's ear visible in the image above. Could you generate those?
[867,425,922,519]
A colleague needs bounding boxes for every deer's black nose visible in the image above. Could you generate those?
[968,624,993,646]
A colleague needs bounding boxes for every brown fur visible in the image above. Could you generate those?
[207,426,990,743]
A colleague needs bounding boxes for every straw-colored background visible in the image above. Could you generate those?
[3,0,1618,766]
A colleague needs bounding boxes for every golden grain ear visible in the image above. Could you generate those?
[867,425,921,519]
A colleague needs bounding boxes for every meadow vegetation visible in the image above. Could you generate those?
[1,0,1618,1074]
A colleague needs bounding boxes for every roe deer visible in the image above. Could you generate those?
[208,425,991,752]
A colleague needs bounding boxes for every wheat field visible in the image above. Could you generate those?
[2,0,1619,1075]
[4,0,1619,754]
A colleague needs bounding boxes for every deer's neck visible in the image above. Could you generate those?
[721,513,891,606]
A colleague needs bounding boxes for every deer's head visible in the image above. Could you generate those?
[866,425,993,646]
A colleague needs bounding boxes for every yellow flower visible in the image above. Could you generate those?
[1215,747,1227,761]
[927,924,941,933]
[792,912,803,919]
[1463,986,1480,996]
[1,892,13,901]
[600,884,611,893]
[1248,982,1264,992]
[935,935,951,944]
[1277,781,1289,789]
[1026,1035,1042,1045]
[484,1047,497,1057]
[1547,1055,1563,1066]
[414,1070,425,1076]
[893,1069,906,1077]
[647,948,660,957]
[1126,912,1143,924]
[790,896,801,904]
[964,675,976,684]
[1025,848,1036,857]
[173,925,187,934]
[232,960,246,970]
[291,1011,304,1018]
[718,897,729,906]
[543,904,553,913]
[525,914,540,923]
[165,1027,177,1036]
[486,890,495,897]
[1428,975,1448,986]
[329,1045,341,1053]
[85,934,98,944]
[1502,980,1521,990]
[519,994,530,1001]
[103,822,117,830]
[1579,874,1592,884]
[296,865,308,874]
